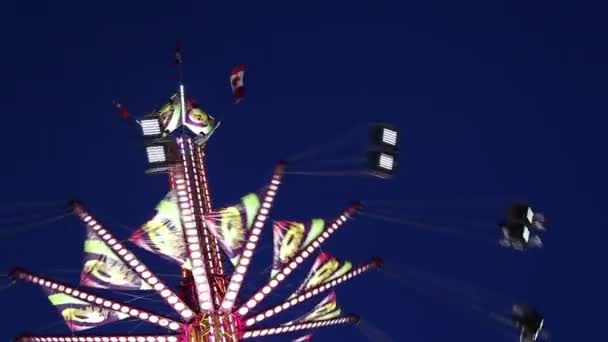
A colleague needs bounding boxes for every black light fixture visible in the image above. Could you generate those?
[367,151,397,179]
[367,122,399,179]
[144,140,178,174]
[140,114,163,137]
[139,111,177,174]
[369,123,399,151]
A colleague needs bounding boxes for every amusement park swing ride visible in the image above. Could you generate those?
[8,54,394,342]
[6,49,548,342]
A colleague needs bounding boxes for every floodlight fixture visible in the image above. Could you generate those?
[140,114,163,137]
[367,151,397,179]
[144,141,177,174]
[370,123,399,151]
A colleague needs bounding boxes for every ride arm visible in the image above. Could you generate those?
[243,257,381,327]
[16,336,180,342]
[240,315,360,339]
[220,161,287,312]
[236,202,362,317]
[10,268,184,331]
[71,202,194,321]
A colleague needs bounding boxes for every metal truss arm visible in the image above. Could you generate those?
[244,257,381,327]
[240,315,360,339]
[10,268,184,331]
[71,203,194,321]
[194,145,213,212]
[236,202,362,317]
[174,137,215,312]
[192,144,225,277]
[16,336,180,342]
[220,161,287,312]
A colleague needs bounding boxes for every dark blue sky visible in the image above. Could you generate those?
[1,1,606,341]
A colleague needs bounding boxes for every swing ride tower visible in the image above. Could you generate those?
[9,53,388,342]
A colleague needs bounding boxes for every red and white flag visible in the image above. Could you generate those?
[230,64,246,103]
[113,100,130,119]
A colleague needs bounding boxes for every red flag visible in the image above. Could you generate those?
[113,100,130,119]
[230,64,246,103]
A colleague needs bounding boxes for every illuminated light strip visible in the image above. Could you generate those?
[187,143,227,342]
[220,161,287,312]
[236,202,362,317]
[214,315,231,342]
[195,146,213,212]
[186,138,217,307]
[244,258,381,326]
[179,84,187,127]
[195,146,225,276]
[168,169,176,190]
[71,203,194,321]
[224,315,239,342]
[206,315,217,342]
[175,137,214,312]
[195,146,232,342]
[10,269,183,331]
[240,315,359,339]
[16,336,180,342]
[187,140,226,338]
[195,146,229,342]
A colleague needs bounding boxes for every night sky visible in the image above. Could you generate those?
[1,1,606,341]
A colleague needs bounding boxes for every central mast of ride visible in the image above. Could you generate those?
[170,46,235,341]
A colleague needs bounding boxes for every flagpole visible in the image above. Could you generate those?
[174,43,219,146]
[176,42,187,129]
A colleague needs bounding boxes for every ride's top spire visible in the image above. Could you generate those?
[175,41,187,129]
[171,42,220,144]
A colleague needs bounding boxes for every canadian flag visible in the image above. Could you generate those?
[112,100,130,119]
[230,64,246,103]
